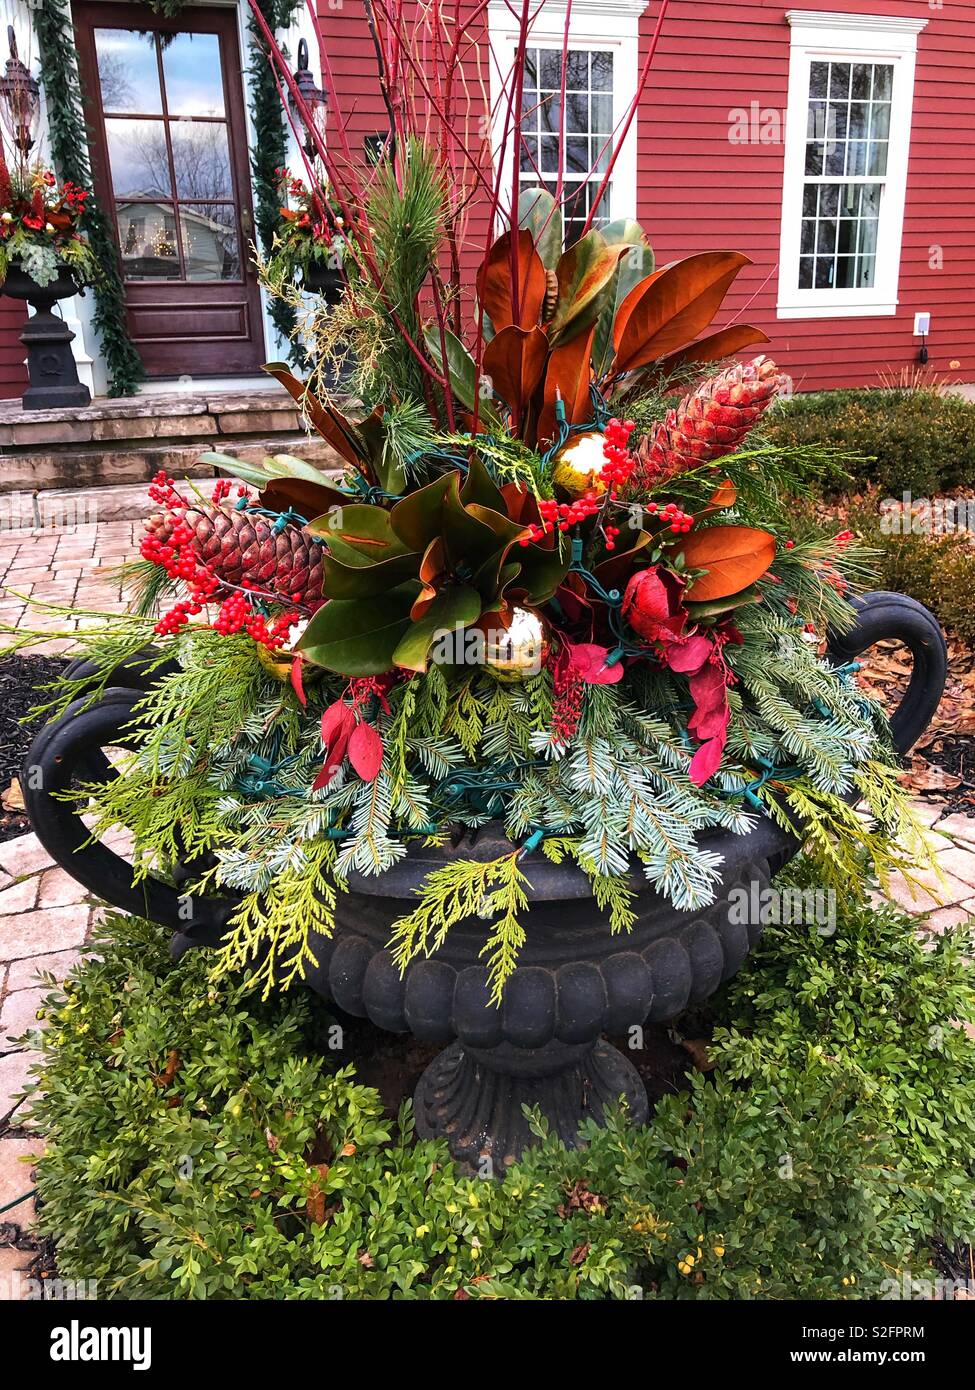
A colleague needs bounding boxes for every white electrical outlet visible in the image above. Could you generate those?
[914,312,931,336]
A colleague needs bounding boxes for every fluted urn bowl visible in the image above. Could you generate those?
[23,593,947,1169]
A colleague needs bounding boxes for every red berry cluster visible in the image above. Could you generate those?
[147,469,185,509]
[520,491,604,545]
[212,593,298,647]
[645,500,694,534]
[600,417,637,489]
[549,656,585,745]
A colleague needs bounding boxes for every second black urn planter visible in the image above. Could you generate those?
[1,264,92,411]
[22,592,947,1169]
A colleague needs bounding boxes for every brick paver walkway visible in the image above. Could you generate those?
[1,500,974,1296]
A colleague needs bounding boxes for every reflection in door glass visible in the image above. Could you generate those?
[161,33,226,117]
[170,121,233,199]
[94,29,162,114]
[105,118,172,199]
[179,204,240,280]
[116,201,181,280]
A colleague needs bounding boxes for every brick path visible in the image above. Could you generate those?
[1,499,974,1296]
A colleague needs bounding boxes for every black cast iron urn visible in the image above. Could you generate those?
[23,592,947,1169]
[1,264,91,410]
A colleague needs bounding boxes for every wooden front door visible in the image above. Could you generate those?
[74,4,266,376]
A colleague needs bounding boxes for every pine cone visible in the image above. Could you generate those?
[144,504,326,610]
[633,356,790,488]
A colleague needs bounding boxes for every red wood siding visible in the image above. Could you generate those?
[635,0,975,390]
[0,300,27,400]
[320,0,975,392]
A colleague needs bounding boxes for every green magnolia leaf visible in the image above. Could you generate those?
[424,328,500,428]
[685,584,762,620]
[593,221,655,376]
[297,583,419,675]
[322,549,421,600]
[390,473,457,553]
[518,187,562,270]
[263,454,337,483]
[308,503,410,563]
[199,451,272,489]
[549,231,626,347]
[391,585,482,673]
[460,452,506,513]
[509,532,571,603]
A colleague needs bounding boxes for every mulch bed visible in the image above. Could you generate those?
[0,654,67,843]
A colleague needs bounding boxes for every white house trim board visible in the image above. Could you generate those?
[487,1,650,229]
[776,12,927,321]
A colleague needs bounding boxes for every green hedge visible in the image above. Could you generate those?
[19,873,975,1300]
[763,389,975,497]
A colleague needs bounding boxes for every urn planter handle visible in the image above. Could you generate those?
[826,591,948,755]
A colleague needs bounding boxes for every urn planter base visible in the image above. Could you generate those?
[1,266,91,411]
[22,593,948,1167]
[414,1038,649,1171]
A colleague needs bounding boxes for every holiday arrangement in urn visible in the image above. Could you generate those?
[12,3,932,1012]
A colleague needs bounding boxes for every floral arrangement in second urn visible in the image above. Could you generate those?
[0,153,98,289]
[8,2,932,1002]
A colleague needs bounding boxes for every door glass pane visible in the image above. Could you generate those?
[161,33,226,117]
[116,201,181,279]
[105,118,172,198]
[180,204,240,280]
[170,120,233,199]
[94,29,161,114]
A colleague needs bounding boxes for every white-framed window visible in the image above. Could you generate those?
[777,11,927,319]
[488,1,649,242]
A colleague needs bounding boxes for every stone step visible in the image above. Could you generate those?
[0,432,341,497]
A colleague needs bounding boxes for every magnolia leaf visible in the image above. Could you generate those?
[593,221,655,375]
[322,549,421,600]
[476,229,547,331]
[676,525,776,602]
[424,329,501,429]
[460,453,506,513]
[263,453,333,483]
[390,473,457,553]
[518,187,563,270]
[308,503,410,562]
[507,531,571,604]
[656,323,770,378]
[297,583,419,676]
[483,325,549,419]
[549,231,626,346]
[199,451,272,489]
[685,583,762,621]
[259,476,349,519]
[391,585,482,673]
[536,324,596,447]
[611,252,751,378]
[263,362,370,469]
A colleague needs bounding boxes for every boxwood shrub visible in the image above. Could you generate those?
[763,389,975,497]
[17,874,975,1300]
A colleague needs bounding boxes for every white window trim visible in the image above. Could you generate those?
[777,10,927,320]
[487,1,649,231]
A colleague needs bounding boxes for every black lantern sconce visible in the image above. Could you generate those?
[288,38,328,159]
[0,26,40,157]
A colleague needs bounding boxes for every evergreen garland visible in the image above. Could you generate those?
[32,0,145,396]
[246,0,306,367]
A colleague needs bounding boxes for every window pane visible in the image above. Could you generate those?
[824,141,846,176]
[519,135,537,172]
[800,220,816,254]
[799,256,814,288]
[857,254,876,287]
[816,219,837,255]
[591,94,613,134]
[848,102,869,140]
[805,141,823,175]
[873,65,894,100]
[105,118,172,198]
[837,219,856,255]
[868,141,888,176]
[809,62,829,98]
[828,63,851,98]
[807,100,826,139]
[566,137,588,172]
[869,102,891,141]
[95,29,161,114]
[116,200,180,279]
[162,33,225,117]
[170,120,233,200]
[857,216,878,258]
[815,257,833,288]
[845,140,867,176]
[591,52,613,91]
[802,185,819,217]
[566,92,588,133]
[819,184,839,217]
[180,204,240,280]
[540,49,561,90]
[565,51,587,90]
[834,255,856,288]
[851,63,872,100]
